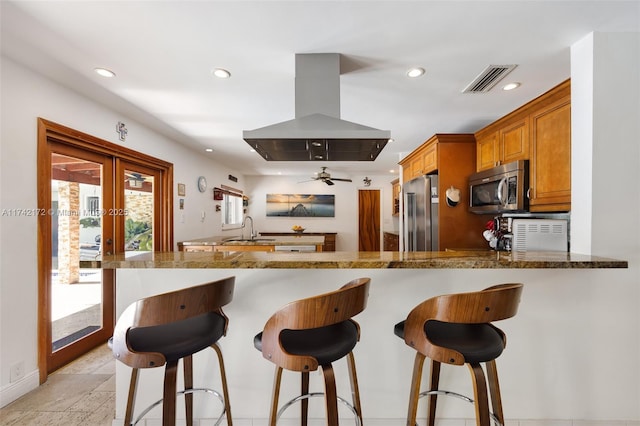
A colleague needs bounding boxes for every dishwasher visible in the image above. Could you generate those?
[274,245,317,252]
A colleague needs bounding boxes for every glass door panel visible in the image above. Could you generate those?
[48,147,113,371]
[123,169,154,256]
[116,160,160,258]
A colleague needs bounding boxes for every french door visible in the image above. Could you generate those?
[45,144,115,375]
[38,118,173,381]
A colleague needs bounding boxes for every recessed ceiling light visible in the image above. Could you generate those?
[94,68,115,78]
[388,138,395,143]
[205,148,214,152]
[503,82,521,91]
[389,169,396,173]
[212,68,231,79]
[407,67,425,78]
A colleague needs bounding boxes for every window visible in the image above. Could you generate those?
[221,191,243,229]
[86,196,100,215]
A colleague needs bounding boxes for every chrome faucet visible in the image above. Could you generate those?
[242,215,256,240]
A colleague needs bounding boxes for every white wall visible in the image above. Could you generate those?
[571,32,640,258]
[245,174,400,251]
[0,57,246,405]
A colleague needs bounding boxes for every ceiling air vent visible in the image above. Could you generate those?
[462,64,517,93]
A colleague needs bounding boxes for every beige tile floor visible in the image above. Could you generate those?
[0,344,115,426]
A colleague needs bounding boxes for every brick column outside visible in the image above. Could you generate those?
[57,181,80,284]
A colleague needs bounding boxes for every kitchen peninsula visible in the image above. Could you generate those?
[103,250,629,425]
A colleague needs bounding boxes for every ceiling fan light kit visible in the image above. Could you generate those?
[300,166,352,185]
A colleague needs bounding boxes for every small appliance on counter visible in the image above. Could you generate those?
[483,216,568,252]
[511,218,568,252]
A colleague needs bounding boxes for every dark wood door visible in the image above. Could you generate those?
[358,190,380,251]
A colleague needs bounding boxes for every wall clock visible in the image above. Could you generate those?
[197,176,207,193]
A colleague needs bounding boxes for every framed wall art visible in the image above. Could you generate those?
[266,194,335,217]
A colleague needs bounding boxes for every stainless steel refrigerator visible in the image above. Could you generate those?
[403,174,439,251]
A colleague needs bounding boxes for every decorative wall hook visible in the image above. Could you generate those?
[363,177,371,186]
[445,186,460,207]
[116,121,128,141]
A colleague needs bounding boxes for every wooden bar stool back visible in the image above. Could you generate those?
[394,283,523,426]
[110,276,235,426]
[254,277,371,426]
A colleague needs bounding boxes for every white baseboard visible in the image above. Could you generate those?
[0,369,39,408]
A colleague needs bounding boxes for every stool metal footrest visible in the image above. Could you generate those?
[276,391,362,426]
[418,390,502,426]
[130,387,227,426]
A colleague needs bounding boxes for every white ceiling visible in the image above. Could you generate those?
[2,1,638,179]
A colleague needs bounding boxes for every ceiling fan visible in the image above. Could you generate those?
[125,172,147,188]
[300,167,353,186]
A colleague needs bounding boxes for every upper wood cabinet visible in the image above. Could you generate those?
[475,118,529,171]
[401,138,439,181]
[501,118,529,164]
[474,79,571,212]
[391,178,400,216]
[476,131,499,171]
[529,95,571,211]
[421,143,438,175]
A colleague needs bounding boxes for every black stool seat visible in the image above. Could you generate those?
[129,312,226,363]
[254,320,358,366]
[394,320,504,364]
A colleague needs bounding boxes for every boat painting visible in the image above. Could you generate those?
[266,194,335,217]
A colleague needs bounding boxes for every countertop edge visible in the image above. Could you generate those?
[88,251,629,270]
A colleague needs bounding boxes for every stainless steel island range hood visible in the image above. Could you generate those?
[243,53,390,161]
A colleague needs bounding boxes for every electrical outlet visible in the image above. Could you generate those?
[10,361,24,382]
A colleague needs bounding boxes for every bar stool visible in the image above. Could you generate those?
[394,283,523,426]
[110,276,235,426]
[254,277,370,426]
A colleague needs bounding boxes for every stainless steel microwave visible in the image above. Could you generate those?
[469,160,529,214]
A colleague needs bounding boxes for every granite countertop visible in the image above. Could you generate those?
[178,235,324,246]
[93,250,628,269]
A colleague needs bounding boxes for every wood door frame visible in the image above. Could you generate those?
[37,118,173,382]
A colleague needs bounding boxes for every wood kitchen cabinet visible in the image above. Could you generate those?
[403,143,438,182]
[399,134,489,250]
[391,178,400,216]
[182,245,214,252]
[476,131,499,171]
[475,118,529,171]
[213,244,276,252]
[421,143,438,174]
[529,95,571,211]
[259,232,336,251]
[383,232,399,251]
[474,79,571,212]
